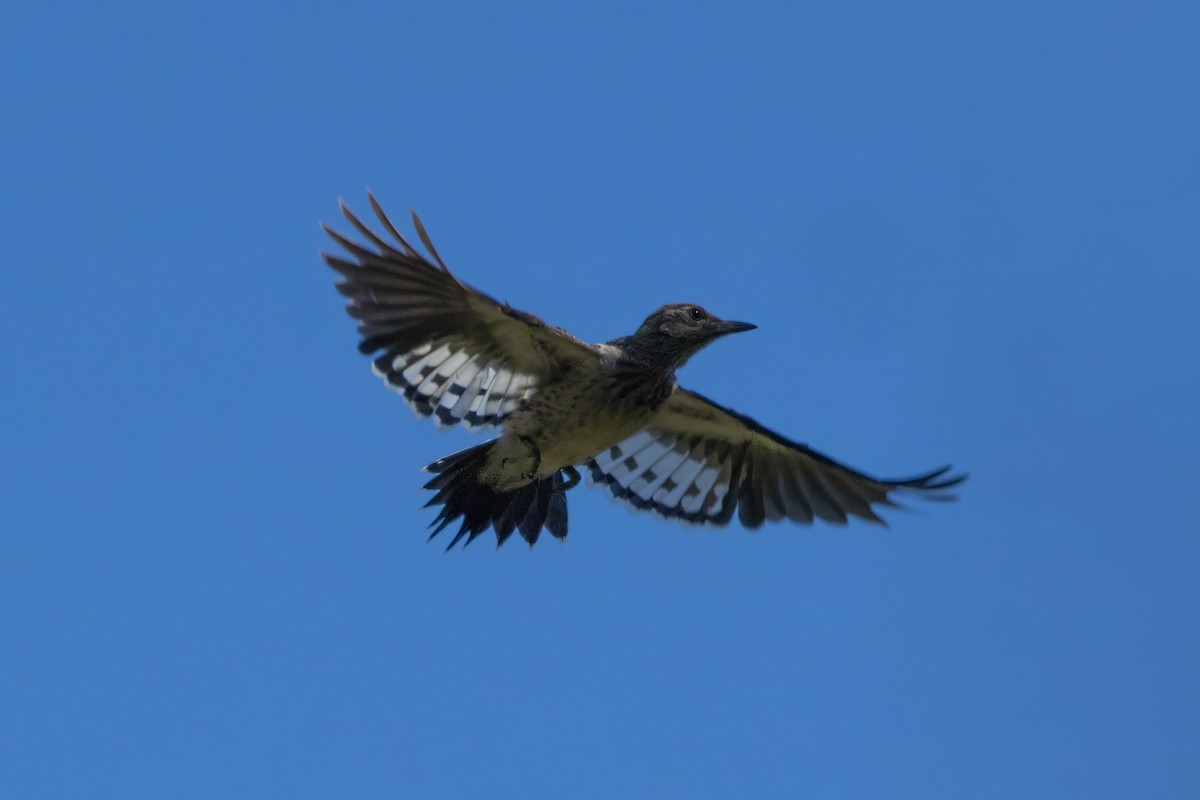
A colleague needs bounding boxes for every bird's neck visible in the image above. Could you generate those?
[608,338,679,410]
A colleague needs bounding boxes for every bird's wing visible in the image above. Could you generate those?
[323,194,597,430]
[586,388,965,527]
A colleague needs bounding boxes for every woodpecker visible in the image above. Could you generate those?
[323,194,965,548]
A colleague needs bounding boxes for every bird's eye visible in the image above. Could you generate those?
[688,307,704,321]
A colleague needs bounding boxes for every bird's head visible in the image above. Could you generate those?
[630,304,756,368]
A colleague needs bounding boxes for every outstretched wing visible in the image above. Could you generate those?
[587,388,965,527]
[322,194,596,429]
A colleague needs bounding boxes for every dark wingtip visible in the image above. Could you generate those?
[410,209,457,279]
[890,464,966,488]
[880,465,968,503]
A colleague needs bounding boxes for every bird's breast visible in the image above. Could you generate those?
[506,372,657,476]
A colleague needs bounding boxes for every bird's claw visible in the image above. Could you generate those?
[558,465,581,493]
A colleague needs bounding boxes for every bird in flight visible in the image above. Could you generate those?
[323,194,965,548]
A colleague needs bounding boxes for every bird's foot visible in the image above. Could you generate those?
[557,466,581,493]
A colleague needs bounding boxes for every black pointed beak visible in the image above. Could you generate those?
[713,319,757,337]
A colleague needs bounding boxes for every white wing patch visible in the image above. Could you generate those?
[587,431,741,525]
[372,340,538,429]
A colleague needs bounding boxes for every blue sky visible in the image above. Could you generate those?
[3,1,1198,797]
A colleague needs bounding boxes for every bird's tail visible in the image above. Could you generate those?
[422,442,570,549]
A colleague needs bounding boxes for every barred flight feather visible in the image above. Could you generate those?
[371,340,538,429]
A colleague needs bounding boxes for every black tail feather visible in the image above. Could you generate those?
[423,442,570,549]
